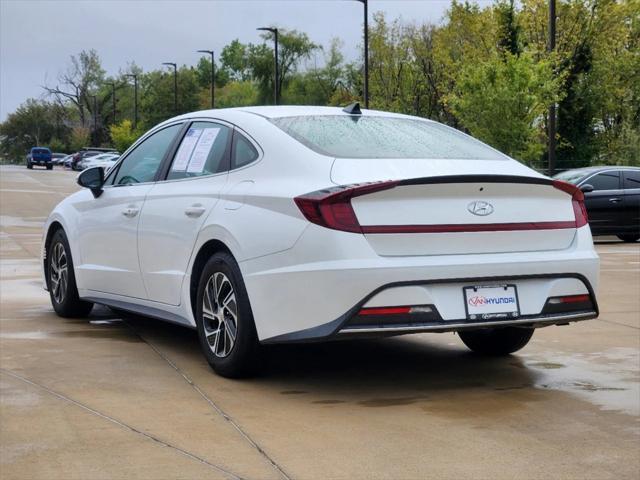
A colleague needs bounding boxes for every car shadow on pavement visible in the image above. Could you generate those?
[104,306,541,402]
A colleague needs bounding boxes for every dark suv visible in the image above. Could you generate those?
[554,166,640,242]
[26,147,53,170]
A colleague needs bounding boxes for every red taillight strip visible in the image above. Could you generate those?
[358,306,412,316]
[362,221,577,234]
[552,179,588,228]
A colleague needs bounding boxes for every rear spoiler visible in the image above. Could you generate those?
[398,174,552,187]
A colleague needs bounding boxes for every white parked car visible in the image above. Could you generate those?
[82,153,120,171]
[42,105,599,377]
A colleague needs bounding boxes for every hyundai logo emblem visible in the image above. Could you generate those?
[467,201,494,216]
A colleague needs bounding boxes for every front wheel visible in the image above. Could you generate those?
[617,234,639,243]
[47,229,93,317]
[459,327,534,355]
[195,252,261,378]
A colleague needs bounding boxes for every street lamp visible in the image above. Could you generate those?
[89,94,98,132]
[107,82,117,124]
[197,50,215,109]
[125,73,138,129]
[355,0,369,108]
[162,62,178,115]
[257,27,279,105]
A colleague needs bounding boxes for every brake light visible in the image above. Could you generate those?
[552,180,588,228]
[294,181,398,233]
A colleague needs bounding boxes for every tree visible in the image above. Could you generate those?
[0,99,59,161]
[110,120,142,152]
[43,50,105,128]
[447,53,560,164]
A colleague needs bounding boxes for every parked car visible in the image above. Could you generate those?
[57,154,74,167]
[71,147,118,171]
[554,166,640,242]
[42,105,599,378]
[26,147,53,169]
[82,153,120,171]
[51,153,68,164]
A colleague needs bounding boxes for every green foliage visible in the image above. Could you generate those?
[109,120,142,153]
[69,126,90,152]
[447,53,560,164]
[1,1,637,168]
[49,137,66,153]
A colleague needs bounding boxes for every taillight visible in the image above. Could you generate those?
[552,180,588,228]
[294,181,398,233]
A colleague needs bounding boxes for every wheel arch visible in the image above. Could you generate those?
[43,220,65,287]
[189,239,235,318]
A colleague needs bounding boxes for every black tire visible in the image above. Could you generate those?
[47,229,93,318]
[195,252,261,378]
[459,327,534,355]
[617,234,639,243]
[27,162,32,169]
[46,163,53,170]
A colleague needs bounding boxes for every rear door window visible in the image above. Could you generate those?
[623,171,640,190]
[587,172,620,191]
[166,121,231,180]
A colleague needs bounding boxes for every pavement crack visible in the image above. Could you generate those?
[0,368,244,480]
[597,318,640,330]
[125,323,292,480]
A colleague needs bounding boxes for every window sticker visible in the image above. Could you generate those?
[172,128,202,171]
[187,127,221,173]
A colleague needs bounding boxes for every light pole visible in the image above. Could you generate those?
[107,82,117,124]
[548,0,556,176]
[197,50,215,109]
[257,27,279,105]
[162,62,178,114]
[90,94,98,131]
[126,73,138,129]
[355,0,369,108]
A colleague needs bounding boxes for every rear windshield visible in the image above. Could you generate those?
[32,148,50,155]
[270,115,508,160]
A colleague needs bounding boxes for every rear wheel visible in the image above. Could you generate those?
[46,163,53,170]
[617,234,639,243]
[27,162,32,169]
[47,229,93,317]
[459,327,534,355]
[195,252,261,378]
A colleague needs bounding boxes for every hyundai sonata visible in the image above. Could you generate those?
[42,105,599,377]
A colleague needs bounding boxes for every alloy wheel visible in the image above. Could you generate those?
[50,242,68,304]
[202,272,238,358]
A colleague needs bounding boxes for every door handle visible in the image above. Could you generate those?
[184,204,206,218]
[122,207,139,218]
[608,197,622,203]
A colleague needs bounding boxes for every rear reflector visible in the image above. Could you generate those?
[357,306,433,316]
[547,294,591,304]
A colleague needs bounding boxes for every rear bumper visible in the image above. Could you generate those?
[242,225,599,343]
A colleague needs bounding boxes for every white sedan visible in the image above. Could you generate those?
[81,153,120,171]
[42,105,599,377]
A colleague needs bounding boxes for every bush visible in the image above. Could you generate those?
[110,120,142,153]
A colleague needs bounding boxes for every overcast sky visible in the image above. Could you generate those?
[0,0,489,121]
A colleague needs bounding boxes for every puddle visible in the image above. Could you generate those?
[0,328,140,343]
[280,390,308,395]
[312,399,346,405]
[524,348,640,416]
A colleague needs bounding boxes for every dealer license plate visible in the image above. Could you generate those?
[463,285,520,320]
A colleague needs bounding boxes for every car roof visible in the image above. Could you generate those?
[561,166,640,176]
[162,105,427,125]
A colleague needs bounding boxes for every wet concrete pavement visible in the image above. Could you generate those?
[1,165,639,479]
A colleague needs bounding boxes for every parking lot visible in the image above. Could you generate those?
[1,164,638,479]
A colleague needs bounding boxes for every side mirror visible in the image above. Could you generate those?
[77,166,104,198]
[580,184,594,193]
